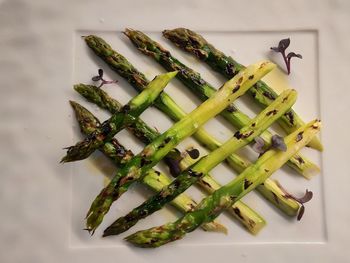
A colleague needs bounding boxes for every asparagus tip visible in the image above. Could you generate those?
[215,223,228,235]
[73,83,86,93]
[102,227,123,237]
[123,28,134,36]
[82,228,95,236]
[69,100,84,113]
[102,226,119,237]
[69,100,77,107]
[59,156,68,163]
[307,138,324,152]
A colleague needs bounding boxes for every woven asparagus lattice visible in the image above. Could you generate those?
[61,29,322,248]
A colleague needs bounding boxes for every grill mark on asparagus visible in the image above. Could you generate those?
[248,219,256,228]
[244,179,253,189]
[140,158,152,166]
[200,180,212,189]
[285,111,295,125]
[262,91,276,101]
[225,63,235,75]
[157,137,172,149]
[251,90,257,98]
[233,207,244,220]
[229,195,237,201]
[233,131,242,139]
[232,85,240,93]
[226,105,237,113]
[234,130,254,140]
[266,109,278,116]
[188,203,197,211]
[188,169,203,178]
[296,132,304,142]
[272,192,280,204]
[295,156,305,164]
[121,105,130,113]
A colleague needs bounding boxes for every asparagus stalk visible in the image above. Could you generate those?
[163,28,323,151]
[61,71,177,163]
[104,89,296,236]
[85,60,274,233]
[124,29,319,179]
[126,119,322,248]
[84,35,301,217]
[76,83,266,234]
[70,100,225,232]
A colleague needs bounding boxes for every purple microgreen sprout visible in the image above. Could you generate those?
[92,68,118,88]
[271,134,287,152]
[164,157,182,177]
[252,136,265,154]
[275,180,313,221]
[270,38,302,74]
[186,148,200,159]
[164,149,183,177]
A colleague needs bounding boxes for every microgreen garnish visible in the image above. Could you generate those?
[270,38,302,74]
[253,135,287,155]
[164,157,182,177]
[163,149,183,177]
[275,180,313,221]
[92,69,118,88]
[252,137,265,154]
[186,148,200,159]
[271,134,287,152]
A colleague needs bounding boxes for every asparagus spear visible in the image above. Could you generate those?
[70,100,225,232]
[84,35,301,217]
[61,71,177,163]
[85,60,274,233]
[126,119,321,248]
[104,89,296,236]
[124,29,319,179]
[76,83,266,234]
[163,28,323,151]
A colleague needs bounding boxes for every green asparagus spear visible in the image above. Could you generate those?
[163,28,323,151]
[126,119,321,248]
[76,83,266,234]
[124,29,319,179]
[70,100,225,233]
[104,89,296,236]
[84,35,301,217]
[61,71,177,163]
[85,60,274,233]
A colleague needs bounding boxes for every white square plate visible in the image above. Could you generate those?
[1,0,349,262]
